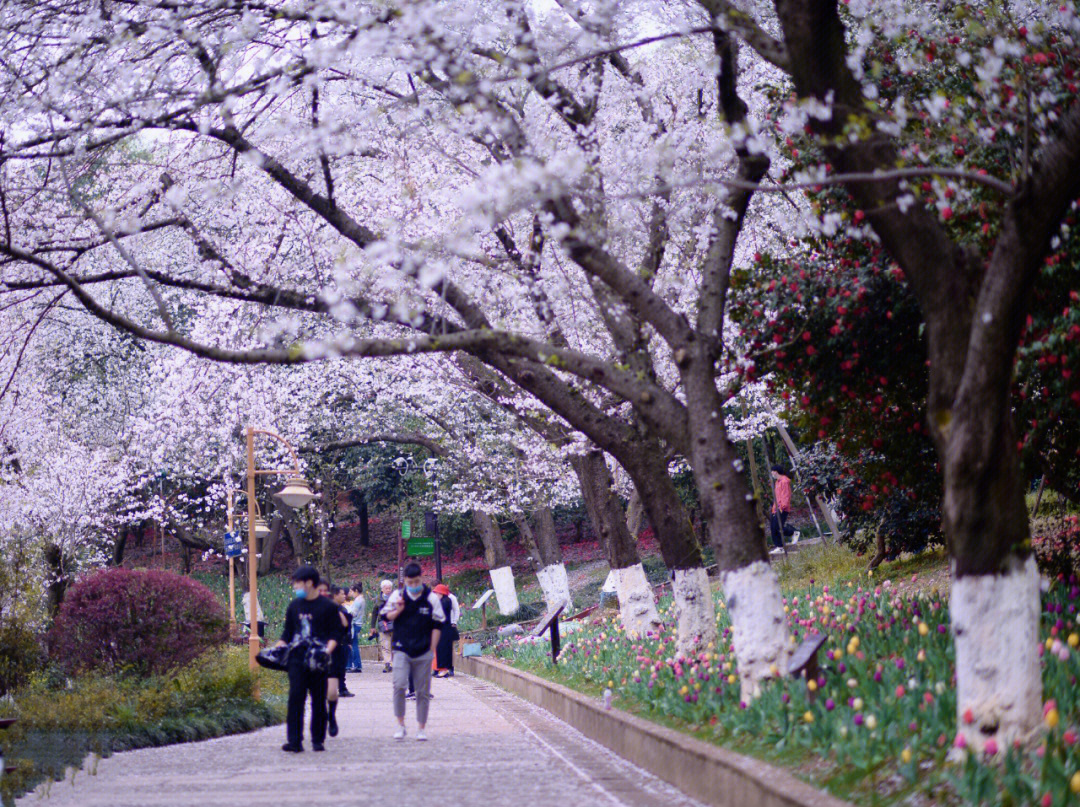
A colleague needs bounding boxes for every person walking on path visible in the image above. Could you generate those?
[369,579,395,673]
[346,582,366,673]
[769,464,795,555]
[330,586,355,710]
[381,562,444,741]
[242,590,265,640]
[433,583,460,678]
[274,566,343,753]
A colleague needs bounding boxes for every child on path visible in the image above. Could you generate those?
[274,566,343,753]
[382,562,444,741]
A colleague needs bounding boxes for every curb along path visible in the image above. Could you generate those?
[17,671,707,807]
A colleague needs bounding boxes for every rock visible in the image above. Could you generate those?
[497,623,524,637]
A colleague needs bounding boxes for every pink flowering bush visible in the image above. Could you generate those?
[49,568,228,677]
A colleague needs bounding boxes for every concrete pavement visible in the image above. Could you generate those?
[18,668,706,807]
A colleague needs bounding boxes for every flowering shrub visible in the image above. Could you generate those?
[49,568,227,677]
[499,577,1080,806]
[1032,516,1080,582]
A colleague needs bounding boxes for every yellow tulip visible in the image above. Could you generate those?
[901,747,912,764]
[803,711,814,723]
[1069,633,1079,649]
[1046,708,1060,729]
[728,673,737,685]
[807,679,818,692]
[1071,771,1080,794]
[918,622,929,637]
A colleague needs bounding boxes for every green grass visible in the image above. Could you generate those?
[0,647,286,805]
[773,541,949,594]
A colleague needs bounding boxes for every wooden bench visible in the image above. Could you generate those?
[787,632,828,701]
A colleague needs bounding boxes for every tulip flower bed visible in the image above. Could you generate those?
[495,576,1080,806]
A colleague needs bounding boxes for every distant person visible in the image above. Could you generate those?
[769,464,798,555]
[327,585,354,739]
[274,566,343,753]
[242,590,265,640]
[381,562,444,741]
[369,579,395,673]
[432,583,460,678]
[346,582,366,673]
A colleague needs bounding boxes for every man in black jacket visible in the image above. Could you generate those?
[381,562,444,741]
[274,566,343,753]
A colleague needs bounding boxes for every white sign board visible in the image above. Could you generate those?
[472,589,495,610]
[601,569,618,594]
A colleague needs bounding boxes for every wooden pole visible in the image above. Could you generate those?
[245,427,261,699]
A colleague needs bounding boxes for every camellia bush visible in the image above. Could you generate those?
[49,568,227,677]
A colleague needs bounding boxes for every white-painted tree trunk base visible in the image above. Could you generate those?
[672,567,717,659]
[721,561,789,702]
[489,566,519,615]
[614,563,661,638]
[537,562,573,612]
[951,555,1042,751]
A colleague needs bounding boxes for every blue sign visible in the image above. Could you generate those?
[224,531,244,559]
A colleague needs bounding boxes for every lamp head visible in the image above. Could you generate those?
[274,475,315,508]
[253,516,271,539]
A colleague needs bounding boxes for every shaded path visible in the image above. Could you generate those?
[18,669,705,807]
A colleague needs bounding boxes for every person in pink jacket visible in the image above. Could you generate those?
[769,465,793,554]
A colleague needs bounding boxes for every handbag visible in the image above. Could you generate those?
[256,645,289,672]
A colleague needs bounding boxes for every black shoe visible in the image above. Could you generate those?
[383,664,392,673]
[312,742,325,752]
[406,691,416,700]
[328,717,338,737]
[340,690,356,698]
[282,743,303,753]
[446,670,454,677]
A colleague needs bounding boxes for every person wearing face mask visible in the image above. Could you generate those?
[274,566,343,753]
[381,562,444,741]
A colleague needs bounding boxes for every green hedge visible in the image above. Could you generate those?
[0,648,286,805]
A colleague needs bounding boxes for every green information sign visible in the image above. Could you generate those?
[407,538,435,557]
[401,519,411,540]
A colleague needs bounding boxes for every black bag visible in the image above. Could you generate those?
[256,645,289,672]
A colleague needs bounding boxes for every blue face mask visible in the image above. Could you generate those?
[293,587,306,598]
[405,583,423,596]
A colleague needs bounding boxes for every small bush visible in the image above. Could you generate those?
[0,622,43,696]
[48,568,227,677]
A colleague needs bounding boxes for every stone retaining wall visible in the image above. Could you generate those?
[459,655,852,807]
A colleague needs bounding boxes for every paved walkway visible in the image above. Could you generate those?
[18,670,705,807]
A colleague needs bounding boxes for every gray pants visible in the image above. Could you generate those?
[393,650,433,725]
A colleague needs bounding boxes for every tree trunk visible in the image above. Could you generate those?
[514,515,545,573]
[626,489,646,538]
[257,513,284,576]
[43,543,68,617]
[358,495,370,546]
[531,507,571,610]
[473,511,517,614]
[112,528,129,566]
[682,352,788,700]
[621,440,715,656]
[942,394,1040,750]
[571,450,660,637]
[178,539,191,574]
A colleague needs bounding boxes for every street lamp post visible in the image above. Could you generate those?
[244,427,315,695]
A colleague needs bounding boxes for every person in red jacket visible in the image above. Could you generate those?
[769,465,793,554]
